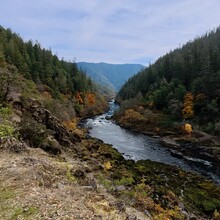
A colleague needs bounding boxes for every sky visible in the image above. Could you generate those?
[1,0,220,66]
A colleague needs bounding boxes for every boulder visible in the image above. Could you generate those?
[40,136,61,155]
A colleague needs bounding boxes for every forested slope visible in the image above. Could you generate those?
[116,27,220,134]
[0,26,108,117]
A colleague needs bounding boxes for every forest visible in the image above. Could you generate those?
[116,27,220,135]
[0,26,108,118]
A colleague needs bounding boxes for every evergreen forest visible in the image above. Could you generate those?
[0,26,108,117]
[116,27,220,135]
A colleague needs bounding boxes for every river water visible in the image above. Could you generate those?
[82,101,220,184]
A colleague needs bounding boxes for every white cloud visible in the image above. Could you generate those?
[0,0,220,65]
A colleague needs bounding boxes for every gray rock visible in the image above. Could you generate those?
[189,214,197,220]
[144,210,152,218]
[82,186,94,191]
[126,215,137,220]
[88,177,98,191]
[115,185,126,192]
[181,210,188,217]
[40,135,61,155]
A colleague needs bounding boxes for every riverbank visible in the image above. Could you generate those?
[113,109,220,177]
[80,137,220,220]
[80,106,220,219]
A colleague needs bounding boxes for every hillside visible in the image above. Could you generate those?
[77,62,145,91]
[116,27,220,136]
[0,26,108,117]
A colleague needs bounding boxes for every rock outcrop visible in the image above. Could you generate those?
[12,98,81,155]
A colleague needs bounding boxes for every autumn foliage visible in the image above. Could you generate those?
[63,118,77,132]
[182,92,194,119]
[182,123,193,135]
[75,92,96,105]
[124,109,144,121]
[75,92,84,105]
[104,161,112,171]
[87,93,96,105]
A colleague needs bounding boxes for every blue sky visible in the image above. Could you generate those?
[1,0,220,65]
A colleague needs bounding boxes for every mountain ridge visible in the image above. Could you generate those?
[77,62,145,91]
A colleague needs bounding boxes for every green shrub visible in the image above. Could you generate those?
[114,177,135,186]
[0,105,12,119]
[185,187,220,214]
[0,105,15,138]
[74,103,83,115]
[0,124,15,138]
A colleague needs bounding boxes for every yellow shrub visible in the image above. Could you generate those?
[104,161,112,171]
[63,118,78,132]
[124,109,144,121]
[183,123,192,135]
[213,209,220,220]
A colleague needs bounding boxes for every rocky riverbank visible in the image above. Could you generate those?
[113,111,220,180]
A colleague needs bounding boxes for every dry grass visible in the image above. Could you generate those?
[0,143,149,220]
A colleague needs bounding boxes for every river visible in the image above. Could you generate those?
[82,101,220,184]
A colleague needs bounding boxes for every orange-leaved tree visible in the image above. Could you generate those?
[182,92,194,119]
[75,92,84,104]
[87,93,96,105]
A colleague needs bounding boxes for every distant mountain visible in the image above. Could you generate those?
[77,62,145,91]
